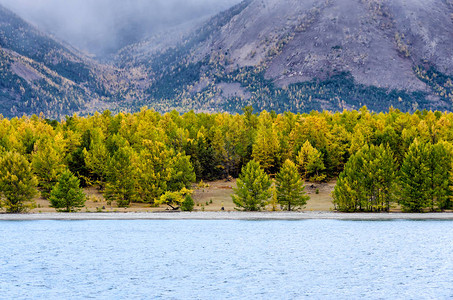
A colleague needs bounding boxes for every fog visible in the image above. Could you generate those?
[0,0,242,57]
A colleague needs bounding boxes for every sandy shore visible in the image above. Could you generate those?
[1,211,453,220]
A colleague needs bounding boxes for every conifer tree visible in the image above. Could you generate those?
[49,170,86,212]
[270,184,279,211]
[332,154,364,212]
[425,142,451,211]
[252,111,280,174]
[136,140,172,204]
[296,140,326,182]
[400,139,431,212]
[0,151,38,213]
[370,144,398,211]
[180,194,195,212]
[31,136,66,199]
[67,129,91,186]
[232,160,272,211]
[276,159,309,211]
[333,144,397,212]
[167,153,196,192]
[83,129,110,184]
[104,145,139,207]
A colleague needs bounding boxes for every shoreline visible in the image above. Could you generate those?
[1,211,453,221]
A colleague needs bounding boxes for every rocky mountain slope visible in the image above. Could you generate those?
[117,0,453,113]
[1,0,453,117]
[0,5,128,118]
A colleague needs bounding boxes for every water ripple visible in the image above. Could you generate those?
[0,220,452,299]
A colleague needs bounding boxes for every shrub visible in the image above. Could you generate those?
[181,195,195,212]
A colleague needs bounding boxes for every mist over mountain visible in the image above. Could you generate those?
[114,0,453,114]
[1,0,453,118]
[0,0,242,57]
[0,4,129,118]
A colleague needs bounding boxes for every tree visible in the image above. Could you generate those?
[0,151,38,213]
[184,131,221,181]
[67,129,92,187]
[136,140,172,204]
[211,120,242,178]
[333,144,397,212]
[252,111,280,174]
[104,145,139,207]
[49,170,86,212]
[400,140,452,212]
[83,128,110,184]
[276,159,309,211]
[167,153,196,192]
[399,139,430,212]
[32,136,66,199]
[270,184,279,211]
[332,154,363,212]
[232,160,272,211]
[296,140,326,182]
[368,144,398,211]
[156,188,193,210]
[156,191,184,210]
[426,142,451,211]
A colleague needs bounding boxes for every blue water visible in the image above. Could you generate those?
[0,220,452,299]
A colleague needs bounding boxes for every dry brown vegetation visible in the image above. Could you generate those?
[29,179,336,213]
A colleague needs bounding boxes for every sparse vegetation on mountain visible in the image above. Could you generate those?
[2,0,453,118]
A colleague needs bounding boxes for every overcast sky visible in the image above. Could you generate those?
[0,0,242,56]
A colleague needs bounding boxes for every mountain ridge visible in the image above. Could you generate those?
[117,0,453,114]
[0,4,121,118]
[1,0,453,118]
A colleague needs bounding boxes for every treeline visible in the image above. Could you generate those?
[1,106,453,212]
[333,141,452,212]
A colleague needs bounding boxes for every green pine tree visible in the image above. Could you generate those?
[167,153,196,192]
[49,170,86,212]
[426,142,452,211]
[370,144,398,212]
[232,160,272,211]
[276,159,309,211]
[136,140,172,204]
[400,139,431,212]
[333,144,397,212]
[104,145,139,207]
[332,154,365,212]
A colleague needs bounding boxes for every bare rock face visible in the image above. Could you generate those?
[117,0,453,113]
[2,0,453,117]
[190,0,453,91]
[265,0,430,91]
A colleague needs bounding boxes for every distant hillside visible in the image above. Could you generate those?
[0,5,124,118]
[2,0,453,118]
[117,0,453,113]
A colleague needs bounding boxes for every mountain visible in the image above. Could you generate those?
[0,5,124,118]
[2,0,453,118]
[117,0,453,113]
[0,0,242,57]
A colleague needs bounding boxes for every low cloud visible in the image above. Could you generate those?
[0,0,242,56]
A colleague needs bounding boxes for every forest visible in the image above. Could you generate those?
[0,106,453,213]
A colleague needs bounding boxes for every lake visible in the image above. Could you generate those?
[0,220,452,299]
